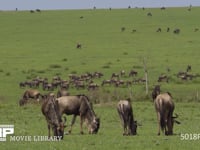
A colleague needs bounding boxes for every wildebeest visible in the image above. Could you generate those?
[186,65,192,72]
[35,9,41,12]
[56,95,100,134]
[117,99,137,135]
[157,74,169,82]
[154,92,180,135]
[19,89,42,106]
[30,10,34,13]
[76,43,82,49]
[129,70,137,77]
[173,28,180,34]
[147,12,152,16]
[41,95,66,139]
[167,27,170,32]
[57,89,70,98]
[22,89,42,101]
[121,27,126,32]
[156,28,162,32]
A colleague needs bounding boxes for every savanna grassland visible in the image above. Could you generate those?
[0,7,200,149]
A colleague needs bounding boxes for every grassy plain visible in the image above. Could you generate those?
[0,7,200,149]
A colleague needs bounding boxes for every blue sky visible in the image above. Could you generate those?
[0,0,200,11]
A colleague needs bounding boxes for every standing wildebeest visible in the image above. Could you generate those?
[154,92,180,135]
[117,99,137,136]
[41,95,66,139]
[56,95,100,134]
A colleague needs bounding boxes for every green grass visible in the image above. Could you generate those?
[0,7,200,149]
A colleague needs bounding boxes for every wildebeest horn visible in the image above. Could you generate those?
[172,113,179,118]
[174,120,181,124]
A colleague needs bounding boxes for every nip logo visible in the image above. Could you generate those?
[0,125,14,141]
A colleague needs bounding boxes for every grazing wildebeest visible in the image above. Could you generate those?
[129,70,137,77]
[132,29,137,33]
[147,12,152,16]
[101,79,112,86]
[156,28,162,32]
[41,95,66,139]
[76,43,82,49]
[161,7,166,10]
[22,89,42,101]
[173,28,180,34]
[35,9,41,12]
[87,83,99,90]
[57,89,70,98]
[154,92,180,135]
[194,28,199,32]
[121,27,126,32]
[158,74,169,82]
[117,99,137,136]
[56,95,100,134]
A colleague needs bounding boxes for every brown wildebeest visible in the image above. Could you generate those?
[101,80,112,86]
[129,70,138,77]
[22,89,42,101]
[157,74,169,82]
[117,99,137,136]
[57,89,70,98]
[56,95,100,134]
[41,95,66,139]
[154,92,180,135]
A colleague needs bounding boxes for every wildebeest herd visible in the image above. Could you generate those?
[17,65,194,139]
[18,84,180,139]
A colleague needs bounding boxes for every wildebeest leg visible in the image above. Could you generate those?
[157,112,161,135]
[118,111,126,135]
[123,119,127,135]
[167,114,173,135]
[80,114,84,134]
[48,124,51,138]
[68,115,76,134]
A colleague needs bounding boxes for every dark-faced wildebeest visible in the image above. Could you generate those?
[41,95,66,139]
[56,95,100,134]
[154,92,180,135]
[117,99,137,136]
